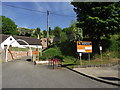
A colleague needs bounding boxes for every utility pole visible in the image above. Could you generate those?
[47,10,50,47]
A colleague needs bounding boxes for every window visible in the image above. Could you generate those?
[10,38,12,40]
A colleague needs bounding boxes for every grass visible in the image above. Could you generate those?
[39,42,119,67]
[9,47,36,51]
[9,47,27,51]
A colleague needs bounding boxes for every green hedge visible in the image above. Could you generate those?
[40,47,62,60]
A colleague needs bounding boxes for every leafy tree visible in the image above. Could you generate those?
[34,27,41,38]
[71,2,120,52]
[2,16,17,35]
[63,22,83,41]
[60,31,68,43]
[53,26,62,37]
[73,27,83,41]
[42,30,47,38]
[49,27,54,37]
[17,27,34,36]
[0,16,2,33]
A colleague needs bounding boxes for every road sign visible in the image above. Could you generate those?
[100,46,102,51]
[33,51,38,55]
[77,41,92,53]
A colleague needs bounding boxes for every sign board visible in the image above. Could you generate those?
[79,53,82,56]
[33,51,38,55]
[77,41,92,53]
[99,46,102,51]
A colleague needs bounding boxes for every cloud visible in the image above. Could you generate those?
[33,2,45,12]
[52,2,75,15]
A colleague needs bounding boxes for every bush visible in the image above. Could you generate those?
[40,47,62,60]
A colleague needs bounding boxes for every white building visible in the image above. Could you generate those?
[0,34,42,49]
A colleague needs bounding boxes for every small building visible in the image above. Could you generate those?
[40,37,60,49]
[40,38,47,49]
[0,34,42,49]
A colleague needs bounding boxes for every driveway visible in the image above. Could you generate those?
[2,60,118,88]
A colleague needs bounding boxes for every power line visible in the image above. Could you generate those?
[2,4,76,18]
[52,8,73,13]
[2,4,46,14]
[51,12,76,17]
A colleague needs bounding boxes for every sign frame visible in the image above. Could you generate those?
[77,41,92,53]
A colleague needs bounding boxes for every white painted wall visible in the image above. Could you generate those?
[20,45,42,49]
[1,36,20,49]
[0,36,42,49]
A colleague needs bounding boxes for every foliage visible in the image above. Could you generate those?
[58,40,77,57]
[53,26,62,37]
[34,27,41,38]
[2,16,17,35]
[42,30,47,38]
[71,2,120,53]
[0,16,2,33]
[62,22,83,41]
[49,27,54,37]
[9,47,27,51]
[60,31,68,43]
[17,27,34,37]
[40,46,62,60]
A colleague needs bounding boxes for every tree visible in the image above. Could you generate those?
[60,31,68,43]
[2,16,17,35]
[17,27,34,37]
[71,2,120,52]
[0,16,2,33]
[34,28,41,38]
[42,30,47,38]
[53,26,62,37]
[63,22,83,41]
[49,27,54,37]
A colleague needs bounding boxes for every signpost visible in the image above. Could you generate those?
[77,41,92,65]
[99,46,103,64]
[79,53,82,65]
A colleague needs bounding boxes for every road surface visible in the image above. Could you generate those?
[2,60,118,88]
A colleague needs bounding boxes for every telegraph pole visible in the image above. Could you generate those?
[47,10,50,47]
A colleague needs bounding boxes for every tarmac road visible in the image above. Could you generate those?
[2,60,118,88]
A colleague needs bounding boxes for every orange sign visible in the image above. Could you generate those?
[77,41,92,53]
[33,51,38,55]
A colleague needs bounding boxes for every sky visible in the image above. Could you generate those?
[1,1,77,30]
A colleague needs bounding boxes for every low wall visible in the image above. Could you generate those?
[7,51,31,61]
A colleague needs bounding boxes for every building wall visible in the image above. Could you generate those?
[1,36,42,49]
[40,38,47,49]
[7,51,31,61]
[1,36,20,49]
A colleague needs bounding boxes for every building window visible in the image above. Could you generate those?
[10,38,12,40]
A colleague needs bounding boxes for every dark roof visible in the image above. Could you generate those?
[0,34,42,45]
[0,34,10,42]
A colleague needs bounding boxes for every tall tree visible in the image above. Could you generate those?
[2,16,17,35]
[49,27,54,37]
[34,27,41,38]
[63,22,83,41]
[53,26,62,37]
[71,2,120,52]
[42,30,47,38]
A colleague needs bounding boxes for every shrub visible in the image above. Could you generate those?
[40,47,62,60]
